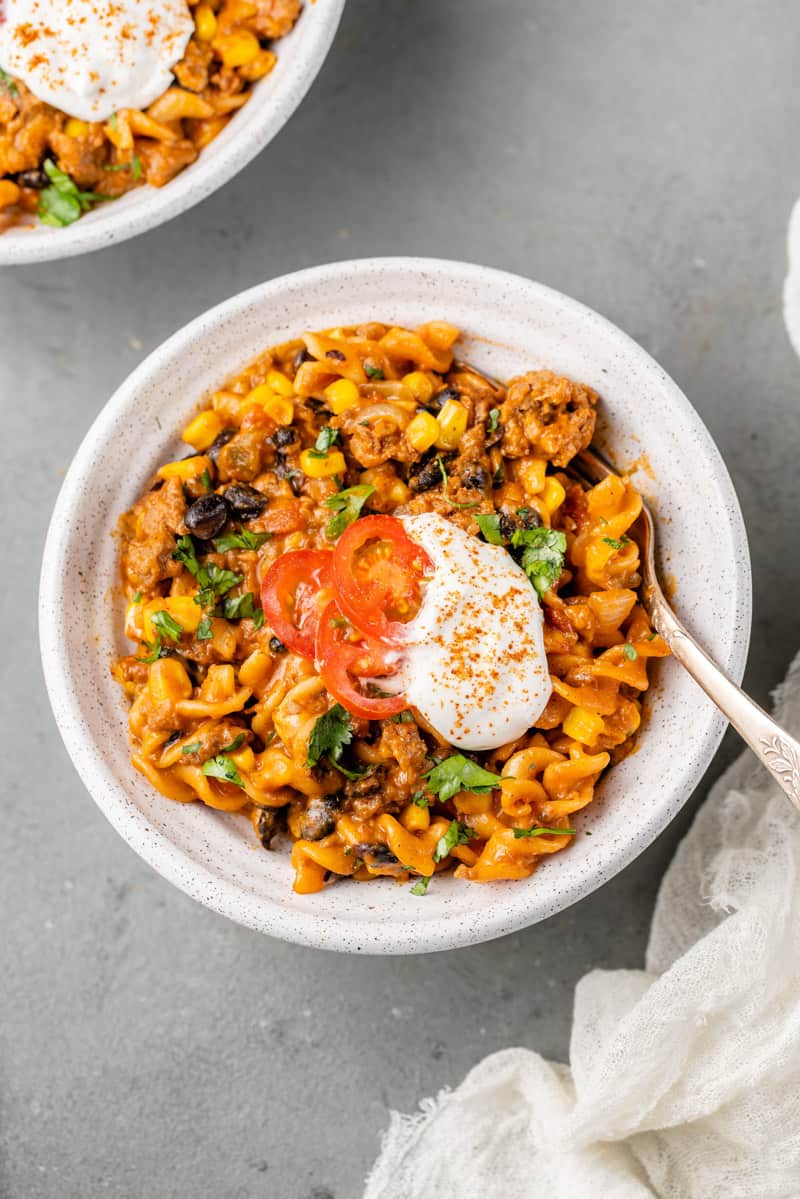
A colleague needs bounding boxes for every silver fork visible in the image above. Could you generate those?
[574,446,800,810]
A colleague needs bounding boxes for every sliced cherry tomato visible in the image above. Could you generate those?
[331,515,432,643]
[316,601,407,719]
[260,549,334,659]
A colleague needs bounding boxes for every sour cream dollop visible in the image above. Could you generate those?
[392,514,552,750]
[0,0,194,121]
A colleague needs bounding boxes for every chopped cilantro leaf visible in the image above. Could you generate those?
[103,153,143,180]
[622,643,638,660]
[307,703,352,769]
[513,826,576,839]
[487,408,500,433]
[390,710,415,723]
[0,67,18,97]
[181,741,202,755]
[173,534,202,577]
[253,609,265,630]
[219,591,256,621]
[433,819,478,862]
[150,609,183,642]
[200,468,212,492]
[511,527,567,597]
[410,876,431,896]
[364,362,384,379]
[411,791,429,808]
[196,615,213,641]
[602,535,631,550]
[474,513,504,545]
[424,755,502,803]
[137,637,162,663]
[201,754,243,787]
[213,530,271,552]
[132,591,142,604]
[219,733,245,754]
[308,426,340,458]
[324,483,375,540]
[37,159,114,227]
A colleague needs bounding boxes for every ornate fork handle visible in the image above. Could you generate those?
[653,598,800,811]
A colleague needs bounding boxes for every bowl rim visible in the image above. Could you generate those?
[39,256,752,953]
[0,0,345,265]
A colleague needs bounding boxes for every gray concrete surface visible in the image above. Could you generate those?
[2,1,800,1195]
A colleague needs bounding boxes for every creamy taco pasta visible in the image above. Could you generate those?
[112,320,669,895]
[0,0,301,231]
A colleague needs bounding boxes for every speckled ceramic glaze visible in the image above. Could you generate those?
[0,1,344,265]
[39,258,752,953]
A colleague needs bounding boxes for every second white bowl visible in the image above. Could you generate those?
[0,0,344,264]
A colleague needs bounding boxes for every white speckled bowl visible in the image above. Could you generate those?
[39,258,751,953]
[0,1,344,264]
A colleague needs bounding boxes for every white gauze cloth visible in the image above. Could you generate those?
[365,653,800,1199]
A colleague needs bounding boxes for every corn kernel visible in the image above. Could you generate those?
[0,180,21,208]
[324,377,360,415]
[231,747,255,773]
[143,596,203,641]
[406,410,440,453]
[238,650,271,689]
[300,449,346,478]
[65,118,90,139]
[542,476,566,516]
[401,802,430,832]
[435,398,468,449]
[563,705,605,746]
[194,3,217,40]
[157,455,211,482]
[213,30,261,68]
[267,370,295,397]
[388,479,411,505]
[402,371,435,404]
[182,409,223,451]
[519,456,547,495]
[148,658,192,702]
[202,664,236,702]
[239,48,276,82]
[246,383,294,426]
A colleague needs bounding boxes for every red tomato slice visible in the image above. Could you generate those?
[260,549,334,659]
[331,515,432,643]
[316,601,407,719]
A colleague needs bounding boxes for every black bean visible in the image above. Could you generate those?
[326,348,346,362]
[409,451,451,493]
[518,506,542,529]
[255,806,285,850]
[299,797,340,841]
[185,493,229,540]
[271,426,296,448]
[207,427,235,467]
[17,168,49,189]
[428,386,460,413]
[293,346,312,372]
[269,637,286,654]
[461,464,488,490]
[224,483,268,520]
[498,507,542,541]
[274,458,303,496]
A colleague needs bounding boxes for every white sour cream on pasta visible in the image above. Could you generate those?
[0,0,194,121]
[394,514,552,750]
